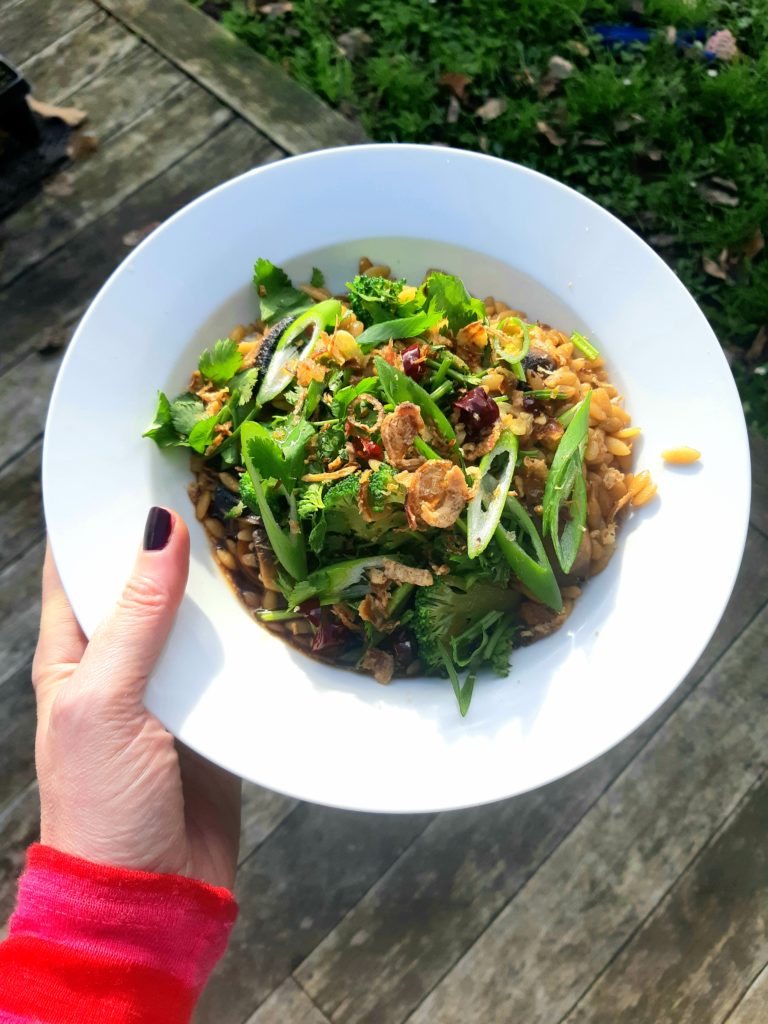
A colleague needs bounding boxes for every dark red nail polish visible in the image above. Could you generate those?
[143,507,172,550]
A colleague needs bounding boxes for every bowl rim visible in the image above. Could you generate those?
[43,143,752,812]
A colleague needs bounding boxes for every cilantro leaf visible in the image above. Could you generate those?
[253,258,312,325]
[310,266,325,288]
[143,392,179,448]
[199,338,243,385]
[169,393,207,435]
[308,516,327,554]
[187,413,219,454]
[244,419,313,491]
[426,272,486,334]
[230,367,259,406]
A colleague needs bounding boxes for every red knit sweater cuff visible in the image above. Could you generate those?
[0,844,238,1024]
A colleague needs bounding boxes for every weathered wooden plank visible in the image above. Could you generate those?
[239,784,298,865]
[242,979,331,1024]
[195,805,432,1023]
[407,604,768,1024]
[0,541,44,693]
[46,38,185,145]
[296,531,768,1024]
[0,354,61,468]
[2,0,95,66]
[726,964,768,1024]
[0,783,40,927]
[562,772,768,1024]
[0,115,282,377]
[0,663,35,814]
[95,0,365,154]
[21,11,141,105]
[0,442,43,573]
[0,79,231,291]
[750,429,768,537]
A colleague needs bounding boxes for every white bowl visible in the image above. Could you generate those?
[43,144,750,813]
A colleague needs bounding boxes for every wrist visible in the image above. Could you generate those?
[0,844,238,1024]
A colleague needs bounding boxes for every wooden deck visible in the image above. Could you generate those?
[1,1,766,1020]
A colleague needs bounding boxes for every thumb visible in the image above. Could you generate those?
[77,507,190,703]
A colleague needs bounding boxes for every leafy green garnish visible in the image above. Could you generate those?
[288,555,389,607]
[244,419,313,490]
[310,266,325,288]
[346,274,408,326]
[169,393,208,435]
[230,367,260,406]
[253,258,312,325]
[143,392,179,448]
[425,272,486,334]
[356,306,444,351]
[199,338,243,385]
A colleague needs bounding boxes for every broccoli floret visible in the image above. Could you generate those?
[366,463,404,513]
[346,274,407,326]
[324,470,404,541]
[412,579,515,672]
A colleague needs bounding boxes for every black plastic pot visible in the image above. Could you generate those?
[0,56,38,146]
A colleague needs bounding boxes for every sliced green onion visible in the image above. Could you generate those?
[467,430,518,559]
[571,331,600,361]
[541,392,591,573]
[257,299,341,405]
[429,380,453,403]
[528,388,570,400]
[429,355,453,388]
[491,316,531,379]
[551,455,588,574]
[558,405,577,427]
[257,609,301,622]
[519,448,544,460]
[413,436,442,461]
[494,497,563,611]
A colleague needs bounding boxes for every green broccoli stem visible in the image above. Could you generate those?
[387,583,414,618]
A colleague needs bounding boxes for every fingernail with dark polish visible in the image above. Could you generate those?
[143,507,172,550]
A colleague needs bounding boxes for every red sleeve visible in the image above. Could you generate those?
[0,844,237,1024]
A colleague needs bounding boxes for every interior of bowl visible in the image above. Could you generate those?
[43,146,750,812]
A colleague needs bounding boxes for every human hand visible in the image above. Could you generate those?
[32,508,241,889]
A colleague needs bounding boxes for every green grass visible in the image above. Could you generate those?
[195,0,768,432]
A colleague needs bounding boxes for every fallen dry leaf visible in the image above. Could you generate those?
[698,183,739,207]
[741,226,765,261]
[746,325,767,362]
[548,55,574,80]
[67,131,99,161]
[567,40,590,57]
[646,148,663,162]
[439,72,471,101]
[123,222,161,247]
[446,94,460,125]
[702,255,728,280]
[28,96,87,127]
[43,175,75,198]
[260,1,292,15]
[665,26,677,44]
[536,120,565,146]
[582,137,607,147]
[648,233,678,248]
[475,97,507,121]
[711,175,738,191]
[478,134,489,153]
[336,27,372,60]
